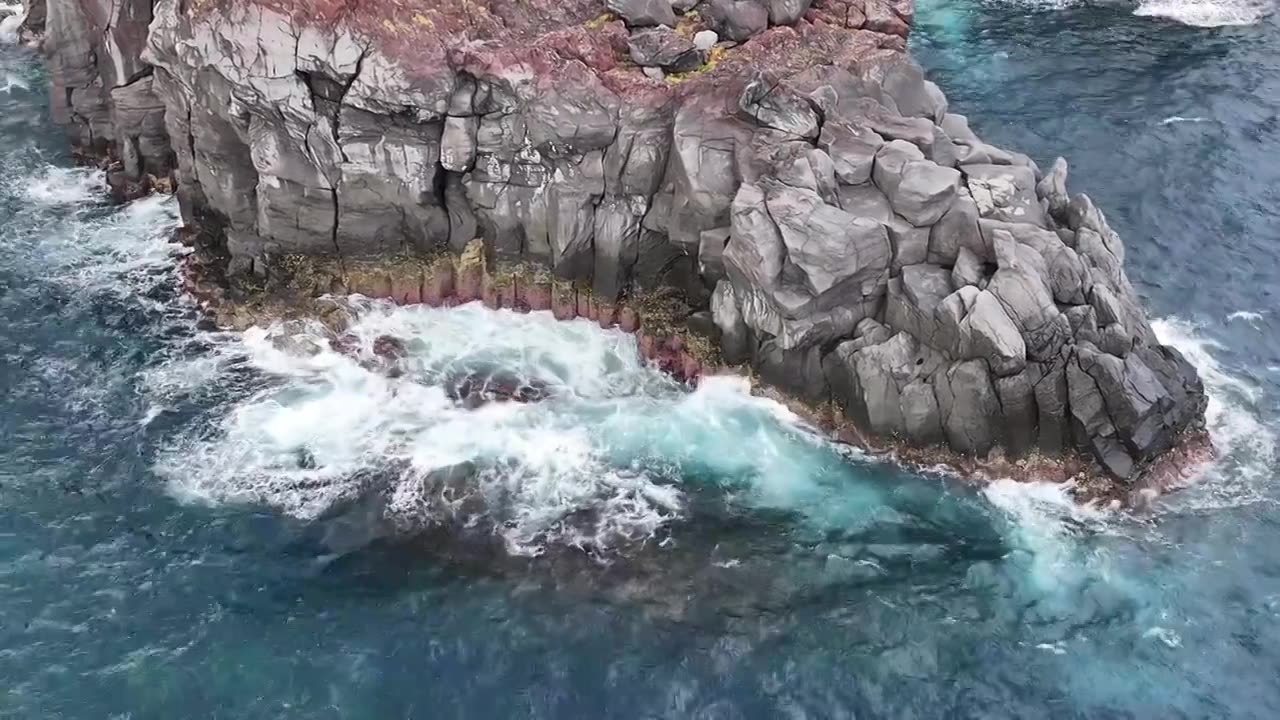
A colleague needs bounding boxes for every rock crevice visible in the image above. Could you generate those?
[36,0,1208,486]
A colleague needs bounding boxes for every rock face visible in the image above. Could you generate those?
[40,0,171,184]
[40,0,1207,484]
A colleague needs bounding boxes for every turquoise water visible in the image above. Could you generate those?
[2,2,1280,715]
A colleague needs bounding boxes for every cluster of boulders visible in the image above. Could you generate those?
[41,0,1206,484]
[610,0,911,80]
[697,61,1205,478]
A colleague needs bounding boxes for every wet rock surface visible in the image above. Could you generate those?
[42,0,1208,486]
[445,369,553,409]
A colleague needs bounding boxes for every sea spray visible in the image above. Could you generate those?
[0,3,23,44]
[154,303,695,555]
[150,300,972,556]
[1152,316,1277,509]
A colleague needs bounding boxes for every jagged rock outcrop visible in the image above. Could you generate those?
[39,0,1207,485]
[39,0,171,186]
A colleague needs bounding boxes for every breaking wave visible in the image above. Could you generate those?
[152,301,850,557]
[1153,316,1276,509]
[1133,0,1273,26]
[975,312,1274,601]
[947,0,1273,27]
[17,166,107,206]
[0,4,23,45]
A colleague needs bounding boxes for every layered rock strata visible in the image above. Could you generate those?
[34,0,1208,486]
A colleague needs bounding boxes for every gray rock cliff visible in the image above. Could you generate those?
[36,0,1207,484]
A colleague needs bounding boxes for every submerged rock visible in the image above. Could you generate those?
[445,369,553,409]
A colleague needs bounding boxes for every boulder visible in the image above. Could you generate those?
[1037,157,1070,219]
[441,116,479,172]
[889,160,960,227]
[738,73,821,139]
[765,0,813,25]
[836,183,892,222]
[934,359,1001,456]
[665,94,752,251]
[698,226,732,282]
[982,219,1090,305]
[901,380,944,446]
[872,139,925,198]
[765,184,891,297]
[629,27,704,73]
[754,340,828,403]
[951,246,986,288]
[934,284,979,351]
[711,281,751,364]
[706,0,770,41]
[1068,194,1126,283]
[880,59,947,123]
[820,122,884,185]
[607,0,678,27]
[963,290,1026,377]
[724,183,786,288]
[884,264,951,347]
[927,191,985,265]
[1033,359,1070,454]
[964,164,1047,227]
[995,370,1038,456]
[1090,284,1125,327]
[986,231,1071,361]
[824,331,944,437]
[852,318,896,349]
[863,0,909,36]
[887,217,930,275]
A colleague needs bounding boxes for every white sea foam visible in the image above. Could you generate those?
[1133,0,1272,27]
[152,299,883,556]
[0,72,27,93]
[147,301,701,548]
[1160,116,1211,125]
[1,167,183,307]
[45,193,186,298]
[1226,310,1264,323]
[1143,626,1183,647]
[982,478,1117,592]
[18,166,107,206]
[1153,316,1275,509]
[0,3,24,44]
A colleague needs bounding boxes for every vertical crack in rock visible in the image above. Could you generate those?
[333,48,369,260]
[297,46,370,261]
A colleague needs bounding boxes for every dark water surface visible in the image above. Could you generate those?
[2,2,1279,716]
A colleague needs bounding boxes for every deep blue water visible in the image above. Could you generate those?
[2,2,1280,716]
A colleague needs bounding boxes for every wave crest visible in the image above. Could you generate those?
[1133,0,1273,27]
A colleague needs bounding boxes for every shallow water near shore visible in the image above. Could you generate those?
[3,3,1280,715]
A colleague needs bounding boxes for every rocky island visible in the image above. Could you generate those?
[21,0,1210,496]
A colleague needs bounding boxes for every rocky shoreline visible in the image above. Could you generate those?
[22,0,1211,497]
[175,232,1214,507]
